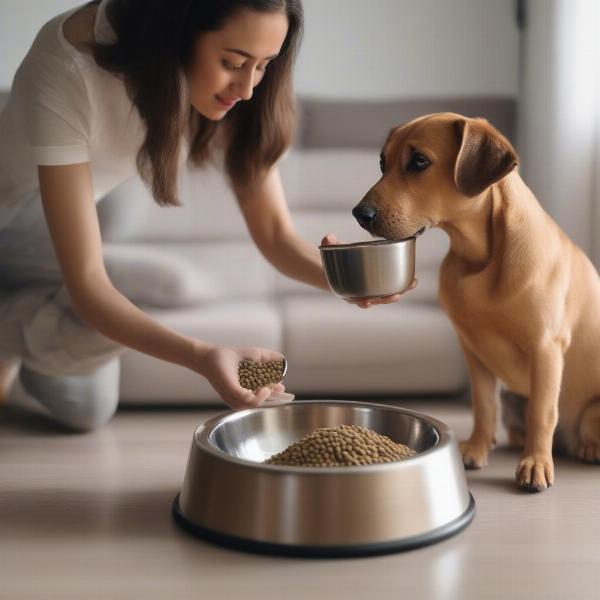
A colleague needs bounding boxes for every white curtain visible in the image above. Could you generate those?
[518,0,600,268]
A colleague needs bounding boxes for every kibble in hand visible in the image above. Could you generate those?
[238,359,286,391]
[264,424,416,467]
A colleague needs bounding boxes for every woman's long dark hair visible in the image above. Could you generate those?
[91,0,303,206]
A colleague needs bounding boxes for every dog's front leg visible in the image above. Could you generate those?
[459,342,497,469]
[516,342,563,492]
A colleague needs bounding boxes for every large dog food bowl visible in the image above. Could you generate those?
[319,238,415,299]
[173,400,475,557]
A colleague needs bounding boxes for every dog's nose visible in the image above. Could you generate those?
[352,204,377,226]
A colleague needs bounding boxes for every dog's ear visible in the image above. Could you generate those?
[454,118,518,197]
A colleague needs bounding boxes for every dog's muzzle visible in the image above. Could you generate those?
[352,203,377,229]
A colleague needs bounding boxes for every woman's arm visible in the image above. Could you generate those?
[235,166,330,291]
[235,166,417,307]
[39,163,208,368]
[38,163,283,407]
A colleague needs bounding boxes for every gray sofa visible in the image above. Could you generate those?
[95,96,516,404]
[0,90,516,404]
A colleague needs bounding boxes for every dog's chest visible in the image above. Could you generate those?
[439,268,530,392]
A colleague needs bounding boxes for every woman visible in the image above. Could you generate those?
[0,0,414,431]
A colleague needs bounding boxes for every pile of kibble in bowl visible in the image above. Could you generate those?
[264,424,416,467]
[238,360,416,467]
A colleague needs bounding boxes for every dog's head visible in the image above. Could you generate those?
[352,113,518,240]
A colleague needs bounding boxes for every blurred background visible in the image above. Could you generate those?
[1,0,519,97]
[1,0,598,404]
[2,0,598,261]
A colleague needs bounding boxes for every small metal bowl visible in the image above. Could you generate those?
[173,400,474,557]
[319,238,416,300]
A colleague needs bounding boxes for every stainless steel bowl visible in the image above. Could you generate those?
[173,400,475,557]
[319,238,416,299]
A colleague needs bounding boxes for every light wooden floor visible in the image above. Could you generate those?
[1,397,599,600]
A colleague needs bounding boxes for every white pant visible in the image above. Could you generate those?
[0,194,125,430]
[0,284,124,376]
[0,250,125,430]
[18,358,121,431]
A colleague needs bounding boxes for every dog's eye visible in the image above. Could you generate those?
[379,153,386,174]
[407,152,431,172]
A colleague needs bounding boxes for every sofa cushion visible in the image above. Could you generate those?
[165,240,276,299]
[118,295,467,403]
[100,147,384,242]
[103,243,218,308]
[98,163,248,243]
[281,296,467,394]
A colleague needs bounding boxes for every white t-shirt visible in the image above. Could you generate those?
[0,0,145,239]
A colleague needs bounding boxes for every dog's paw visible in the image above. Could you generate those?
[516,454,554,492]
[459,439,489,469]
[575,442,600,463]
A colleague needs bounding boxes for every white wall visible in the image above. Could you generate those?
[297,0,519,98]
[0,0,519,98]
[0,0,77,89]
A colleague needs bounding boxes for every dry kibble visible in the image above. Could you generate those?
[264,424,416,467]
[238,359,286,391]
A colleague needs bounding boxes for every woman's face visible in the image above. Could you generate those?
[188,9,289,120]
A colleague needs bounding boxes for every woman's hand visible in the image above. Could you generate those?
[320,233,418,309]
[194,344,286,410]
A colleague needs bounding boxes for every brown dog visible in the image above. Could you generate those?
[352,112,600,492]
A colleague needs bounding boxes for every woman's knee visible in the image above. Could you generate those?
[19,358,121,432]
